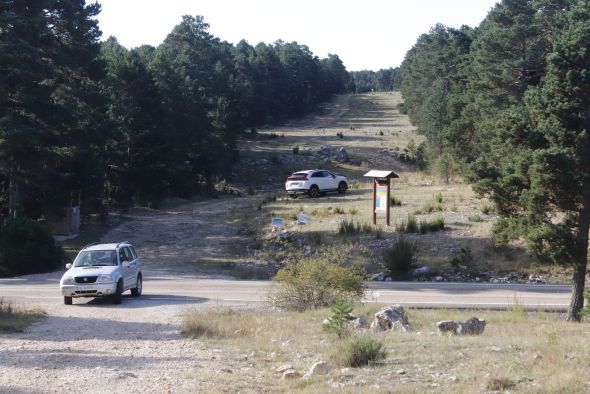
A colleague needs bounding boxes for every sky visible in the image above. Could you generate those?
[94,0,499,71]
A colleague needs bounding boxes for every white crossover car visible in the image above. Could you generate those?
[285,169,348,198]
[60,241,142,305]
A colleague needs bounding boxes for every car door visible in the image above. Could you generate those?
[120,247,137,290]
[310,171,324,191]
[322,171,337,190]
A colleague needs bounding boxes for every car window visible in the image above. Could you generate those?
[129,246,137,260]
[74,250,118,267]
[311,172,321,178]
[120,247,133,262]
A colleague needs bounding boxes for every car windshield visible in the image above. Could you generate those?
[73,250,118,267]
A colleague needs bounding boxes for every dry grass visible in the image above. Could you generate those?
[180,305,590,393]
[0,298,46,333]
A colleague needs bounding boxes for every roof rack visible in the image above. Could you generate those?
[116,241,130,248]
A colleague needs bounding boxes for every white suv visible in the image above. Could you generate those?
[285,169,348,198]
[60,242,142,305]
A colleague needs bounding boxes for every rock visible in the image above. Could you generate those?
[396,369,406,375]
[309,361,331,376]
[436,317,486,335]
[371,272,385,281]
[410,266,431,278]
[349,316,369,330]
[384,277,392,282]
[370,305,412,332]
[282,370,302,380]
[435,276,444,282]
[276,364,293,373]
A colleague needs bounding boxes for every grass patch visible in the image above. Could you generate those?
[390,195,402,206]
[482,203,496,214]
[348,207,359,215]
[0,298,46,333]
[468,214,484,222]
[330,334,387,367]
[181,307,258,339]
[333,206,345,214]
[396,214,418,233]
[338,218,372,235]
[311,207,330,217]
[418,215,445,233]
[413,201,444,215]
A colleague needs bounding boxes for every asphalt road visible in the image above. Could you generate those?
[0,270,572,311]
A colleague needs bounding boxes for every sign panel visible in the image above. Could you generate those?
[375,183,388,212]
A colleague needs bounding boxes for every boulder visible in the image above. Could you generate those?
[436,317,486,335]
[309,361,332,376]
[282,370,302,380]
[371,272,385,281]
[348,316,369,330]
[370,305,411,332]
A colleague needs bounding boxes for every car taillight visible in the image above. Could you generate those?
[287,175,307,181]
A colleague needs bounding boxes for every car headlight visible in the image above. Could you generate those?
[97,274,114,283]
[61,276,74,285]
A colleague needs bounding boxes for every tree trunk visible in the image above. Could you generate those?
[567,186,590,321]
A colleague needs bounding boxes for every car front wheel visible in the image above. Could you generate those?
[64,296,72,305]
[131,274,142,297]
[338,181,348,194]
[112,280,123,304]
[309,185,320,198]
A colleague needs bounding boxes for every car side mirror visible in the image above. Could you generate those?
[65,263,72,270]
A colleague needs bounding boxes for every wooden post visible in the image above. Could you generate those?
[372,179,377,225]
[386,177,391,227]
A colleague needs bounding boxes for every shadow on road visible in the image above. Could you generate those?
[74,293,208,308]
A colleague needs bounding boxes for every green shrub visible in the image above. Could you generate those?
[330,334,387,367]
[482,203,496,214]
[434,193,444,203]
[398,215,418,233]
[323,298,355,338]
[468,214,484,222]
[0,218,64,277]
[292,145,300,154]
[382,236,417,279]
[214,179,241,196]
[338,218,372,235]
[333,206,345,214]
[390,196,402,206]
[337,131,344,138]
[413,202,444,215]
[270,256,365,311]
[418,216,445,233]
[450,247,473,268]
[348,207,359,215]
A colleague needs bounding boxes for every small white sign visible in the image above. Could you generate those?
[271,217,285,227]
[297,212,310,225]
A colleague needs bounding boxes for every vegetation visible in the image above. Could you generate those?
[0,3,351,271]
[269,246,366,311]
[0,298,46,333]
[418,215,445,233]
[400,0,590,320]
[322,298,355,338]
[338,218,372,235]
[390,196,402,206]
[382,237,417,279]
[0,218,64,277]
[330,334,387,367]
[181,307,257,339]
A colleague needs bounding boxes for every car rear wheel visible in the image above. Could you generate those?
[64,296,73,305]
[309,185,320,198]
[338,181,348,194]
[112,280,123,304]
[131,274,142,297]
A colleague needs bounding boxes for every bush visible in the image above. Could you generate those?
[397,215,418,233]
[333,206,345,214]
[0,218,64,277]
[338,218,372,235]
[390,196,402,206]
[468,214,484,222]
[292,145,300,154]
[330,334,387,367]
[348,207,359,215]
[482,203,496,214]
[382,236,417,279]
[418,216,445,233]
[0,298,45,333]
[270,256,365,311]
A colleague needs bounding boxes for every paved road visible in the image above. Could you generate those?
[0,270,571,311]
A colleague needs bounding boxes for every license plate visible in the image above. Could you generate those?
[78,285,92,291]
